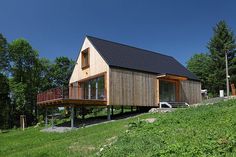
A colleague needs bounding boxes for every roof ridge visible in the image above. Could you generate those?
[86,35,173,58]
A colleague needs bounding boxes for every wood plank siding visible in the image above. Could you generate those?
[109,68,157,106]
[179,80,202,104]
[38,36,202,108]
[69,37,109,84]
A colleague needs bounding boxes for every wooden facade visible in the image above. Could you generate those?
[69,38,109,84]
[67,36,202,106]
[179,80,202,104]
[38,37,202,107]
[109,68,157,106]
[108,68,202,106]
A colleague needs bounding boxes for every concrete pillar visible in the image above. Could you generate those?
[45,107,48,127]
[107,106,111,120]
[71,106,74,128]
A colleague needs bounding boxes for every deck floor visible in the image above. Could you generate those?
[37,98,107,107]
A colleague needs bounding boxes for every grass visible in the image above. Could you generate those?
[1,100,236,157]
[0,111,146,157]
[101,100,236,157]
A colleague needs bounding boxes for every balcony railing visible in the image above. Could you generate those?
[37,87,69,103]
[37,86,106,103]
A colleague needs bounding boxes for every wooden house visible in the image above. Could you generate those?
[37,36,201,127]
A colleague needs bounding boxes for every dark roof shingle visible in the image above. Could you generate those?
[87,36,199,81]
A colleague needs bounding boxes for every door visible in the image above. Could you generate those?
[159,80,176,102]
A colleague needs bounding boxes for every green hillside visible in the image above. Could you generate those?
[101,100,236,157]
[1,100,236,157]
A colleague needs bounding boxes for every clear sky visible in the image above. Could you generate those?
[1,0,236,65]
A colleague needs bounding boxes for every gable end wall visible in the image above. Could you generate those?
[69,37,109,84]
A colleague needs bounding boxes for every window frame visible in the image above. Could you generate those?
[81,48,90,69]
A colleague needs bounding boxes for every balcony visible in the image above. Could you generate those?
[37,86,107,107]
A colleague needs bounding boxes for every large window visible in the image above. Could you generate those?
[83,81,89,99]
[159,80,176,102]
[81,76,105,100]
[81,48,89,69]
[97,77,105,99]
[90,79,96,99]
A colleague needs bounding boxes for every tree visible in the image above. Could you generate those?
[187,53,212,89]
[0,74,10,129]
[0,35,76,128]
[0,33,11,129]
[51,57,75,87]
[9,39,40,125]
[0,33,9,74]
[229,57,236,83]
[37,58,54,91]
[208,20,236,95]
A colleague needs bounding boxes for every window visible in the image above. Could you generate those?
[90,79,96,99]
[81,48,89,69]
[97,77,105,99]
[81,76,105,100]
[159,80,176,102]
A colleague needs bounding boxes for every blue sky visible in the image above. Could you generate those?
[1,0,236,65]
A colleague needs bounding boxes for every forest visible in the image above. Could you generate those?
[0,35,75,129]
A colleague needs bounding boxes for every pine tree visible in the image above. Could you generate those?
[0,74,11,129]
[0,33,9,74]
[0,33,10,129]
[208,21,236,96]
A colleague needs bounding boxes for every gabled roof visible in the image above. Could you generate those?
[87,36,199,81]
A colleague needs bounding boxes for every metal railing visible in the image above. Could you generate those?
[159,102,189,108]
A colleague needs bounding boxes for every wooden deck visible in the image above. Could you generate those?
[37,86,107,107]
[37,98,107,107]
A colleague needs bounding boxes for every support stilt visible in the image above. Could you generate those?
[111,105,114,116]
[51,108,54,128]
[121,106,124,114]
[45,107,48,127]
[131,106,133,112]
[82,107,85,120]
[71,106,74,128]
[107,106,111,120]
[74,107,77,119]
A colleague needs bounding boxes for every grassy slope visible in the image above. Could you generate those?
[1,100,236,157]
[0,113,150,157]
[101,100,236,157]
